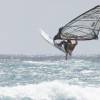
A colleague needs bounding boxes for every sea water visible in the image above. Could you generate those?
[0,55,100,100]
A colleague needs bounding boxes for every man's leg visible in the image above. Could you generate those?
[65,52,68,60]
[68,50,72,56]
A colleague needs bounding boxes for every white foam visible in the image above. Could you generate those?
[81,70,94,74]
[0,80,100,100]
[23,60,59,65]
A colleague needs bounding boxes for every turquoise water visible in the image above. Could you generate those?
[0,55,100,100]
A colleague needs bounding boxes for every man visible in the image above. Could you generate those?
[53,27,77,60]
[58,40,70,60]
[59,39,77,59]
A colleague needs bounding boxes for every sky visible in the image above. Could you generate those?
[0,0,100,55]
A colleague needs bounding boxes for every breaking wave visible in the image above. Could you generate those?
[0,80,100,100]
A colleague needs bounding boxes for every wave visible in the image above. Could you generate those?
[23,60,63,65]
[0,80,100,100]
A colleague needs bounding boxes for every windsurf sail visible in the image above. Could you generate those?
[56,5,100,40]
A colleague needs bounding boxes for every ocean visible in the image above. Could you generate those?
[0,55,100,100]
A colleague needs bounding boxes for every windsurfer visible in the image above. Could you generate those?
[53,27,77,60]
[61,39,77,60]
